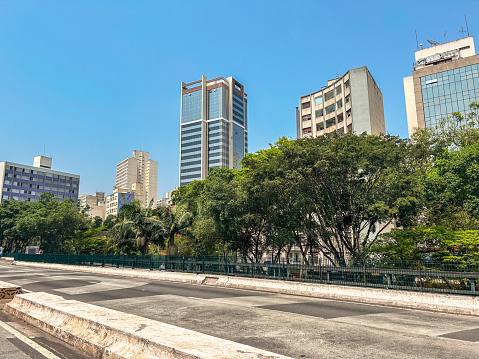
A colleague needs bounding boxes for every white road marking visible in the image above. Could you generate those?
[0,320,61,359]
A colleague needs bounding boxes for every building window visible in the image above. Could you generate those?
[302,102,311,109]
[336,85,342,96]
[317,122,324,131]
[345,80,350,89]
[345,95,351,104]
[346,109,352,118]
[315,109,323,118]
[337,112,344,123]
[314,96,323,106]
[303,127,312,134]
[347,124,352,132]
[337,99,343,109]
[325,104,335,115]
[302,115,311,121]
[324,90,334,102]
[326,119,335,128]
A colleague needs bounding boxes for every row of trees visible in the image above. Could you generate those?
[0,193,192,256]
[171,103,479,264]
[1,103,478,264]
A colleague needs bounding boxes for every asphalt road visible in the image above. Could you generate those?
[1,264,479,359]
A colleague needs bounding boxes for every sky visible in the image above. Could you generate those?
[1,0,478,198]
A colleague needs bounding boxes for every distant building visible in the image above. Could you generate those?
[79,192,106,220]
[180,75,248,186]
[297,66,385,138]
[105,187,136,217]
[404,36,479,136]
[116,150,158,208]
[157,187,177,208]
[0,156,80,204]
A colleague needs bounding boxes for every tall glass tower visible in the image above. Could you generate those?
[179,76,248,186]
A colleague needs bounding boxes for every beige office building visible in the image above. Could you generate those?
[404,36,479,136]
[297,66,385,139]
[115,150,158,208]
[79,192,106,220]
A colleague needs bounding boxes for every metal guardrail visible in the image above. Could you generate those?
[4,253,479,296]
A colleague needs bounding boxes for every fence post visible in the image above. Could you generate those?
[202,256,205,273]
[387,273,392,288]
[418,261,423,291]
[363,262,367,285]
[327,270,331,283]
[471,278,476,292]
[182,257,185,272]
[225,256,228,275]
[251,262,254,278]
[149,256,153,271]
[165,255,168,271]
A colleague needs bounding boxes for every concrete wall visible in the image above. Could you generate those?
[7,292,291,359]
[414,36,476,61]
[403,75,418,136]
[0,162,5,204]
[367,69,386,135]
[349,67,372,134]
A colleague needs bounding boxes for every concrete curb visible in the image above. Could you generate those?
[0,280,22,299]
[6,292,291,359]
[16,261,479,316]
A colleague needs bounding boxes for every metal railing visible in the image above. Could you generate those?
[4,253,479,296]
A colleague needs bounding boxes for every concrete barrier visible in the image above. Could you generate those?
[0,281,22,299]
[16,261,479,316]
[6,292,291,359]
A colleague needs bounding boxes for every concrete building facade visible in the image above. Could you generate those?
[180,76,248,186]
[105,188,136,217]
[404,36,479,136]
[297,66,385,139]
[115,150,158,208]
[79,192,106,220]
[0,156,80,204]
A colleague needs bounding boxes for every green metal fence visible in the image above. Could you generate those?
[4,253,479,296]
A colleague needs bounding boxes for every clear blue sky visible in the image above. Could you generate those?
[1,1,478,198]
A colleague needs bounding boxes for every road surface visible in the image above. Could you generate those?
[1,264,479,358]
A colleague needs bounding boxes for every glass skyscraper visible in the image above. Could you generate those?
[179,76,248,186]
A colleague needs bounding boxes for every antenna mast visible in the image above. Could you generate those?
[465,15,470,37]
[415,30,419,50]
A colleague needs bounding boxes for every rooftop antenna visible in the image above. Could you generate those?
[444,31,447,42]
[459,26,467,38]
[427,39,440,46]
[465,15,470,37]
[415,30,419,50]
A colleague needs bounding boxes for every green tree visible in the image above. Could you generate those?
[110,200,163,255]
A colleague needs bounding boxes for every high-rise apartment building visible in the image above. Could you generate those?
[0,156,80,203]
[404,36,479,136]
[297,66,385,139]
[180,75,248,186]
[115,150,158,208]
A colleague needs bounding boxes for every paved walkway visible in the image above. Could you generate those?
[1,264,479,358]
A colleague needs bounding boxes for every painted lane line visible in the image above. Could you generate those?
[0,320,62,359]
